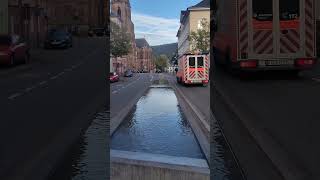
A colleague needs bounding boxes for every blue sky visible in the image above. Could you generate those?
[130,0,202,46]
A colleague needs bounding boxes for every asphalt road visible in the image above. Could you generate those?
[0,37,107,179]
[212,63,320,180]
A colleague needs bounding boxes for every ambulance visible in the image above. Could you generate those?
[176,52,210,85]
[213,0,317,72]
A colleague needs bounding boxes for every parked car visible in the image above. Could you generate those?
[88,28,94,37]
[109,72,119,82]
[44,30,73,49]
[124,70,133,77]
[0,34,30,66]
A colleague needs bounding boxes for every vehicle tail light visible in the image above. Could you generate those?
[187,80,192,84]
[202,80,209,84]
[295,58,316,67]
[240,60,257,68]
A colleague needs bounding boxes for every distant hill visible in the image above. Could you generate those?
[151,43,178,59]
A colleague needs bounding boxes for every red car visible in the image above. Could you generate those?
[109,72,119,82]
[0,34,30,66]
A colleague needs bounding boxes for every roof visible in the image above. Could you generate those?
[135,38,150,48]
[180,10,187,23]
[188,0,210,10]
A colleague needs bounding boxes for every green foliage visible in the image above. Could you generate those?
[189,19,210,53]
[155,54,169,71]
[110,22,131,58]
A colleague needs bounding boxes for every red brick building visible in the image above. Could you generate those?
[46,0,104,34]
[8,0,48,47]
[135,38,154,72]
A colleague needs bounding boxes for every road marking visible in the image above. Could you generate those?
[39,80,48,86]
[25,86,37,92]
[50,75,59,80]
[64,68,73,72]
[58,72,65,76]
[312,76,320,82]
[8,93,22,100]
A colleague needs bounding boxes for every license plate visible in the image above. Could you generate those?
[191,80,202,83]
[260,60,294,66]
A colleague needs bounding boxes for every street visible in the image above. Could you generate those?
[211,63,320,180]
[0,37,107,179]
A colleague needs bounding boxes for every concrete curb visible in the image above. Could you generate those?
[213,83,310,180]
[167,76,210,162]
[111,150,209,174]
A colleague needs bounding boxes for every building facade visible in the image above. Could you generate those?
[8,0,49,47]
[110,0,137,74]
[46,0,104,35]
[135,38,154,72]
[0,0,9,34]
[177,0,210,56]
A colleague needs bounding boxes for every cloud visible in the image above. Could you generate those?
[132,12,180,46]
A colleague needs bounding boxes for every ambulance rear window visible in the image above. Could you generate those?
[280,0,299,20]
[253,1,273,21]
[197,57,204,67]
[189,57,195,67]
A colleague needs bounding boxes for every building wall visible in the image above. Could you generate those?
[111,0,137,74]
[0,0,9,34]
[316,0,320,20]
[178,16,190,56]
[189,9,210,51]
[8,0,48,47]
[136,46,153,71]
[178,9,210,56]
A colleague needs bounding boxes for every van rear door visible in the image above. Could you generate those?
[277,0,304,58]
[248,0,276,59]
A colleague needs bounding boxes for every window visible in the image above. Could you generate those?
[253,0,273,21]
[197,57,204,67]
[189,57,195,67]
[280,0,299,20]
[117,7,121,18]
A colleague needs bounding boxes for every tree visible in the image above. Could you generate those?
[110,22,131,58]
[155,54,169,71]
[189,19,210,53]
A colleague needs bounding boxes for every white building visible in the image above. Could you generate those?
[177,0,210,56]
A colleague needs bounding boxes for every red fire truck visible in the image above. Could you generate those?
[176,52,210,85]
[213,0,317,72]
